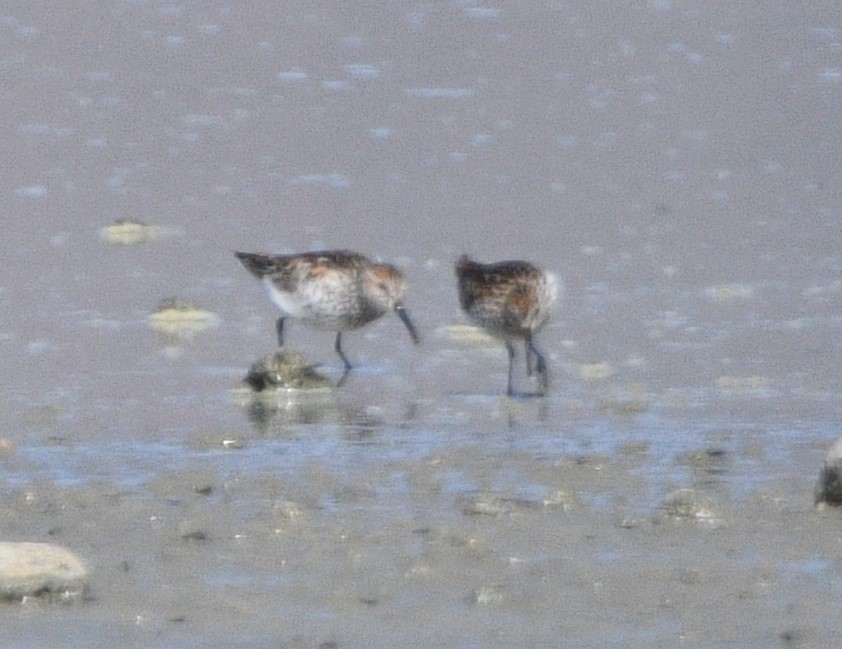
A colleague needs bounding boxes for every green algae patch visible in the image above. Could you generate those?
[239,350,332,392]
[148,298,219,339]
[99,219,181,245]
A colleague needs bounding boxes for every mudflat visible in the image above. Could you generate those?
[2,1,842,647]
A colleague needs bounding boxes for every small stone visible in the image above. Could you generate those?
[0,542,89,602]
[181,530,208,542]
[653,489,725,527]
[679,447,729,473]
[618,517,642,529]
[779,628,806,646]
[460,494,515,517]
[178,521,210,542]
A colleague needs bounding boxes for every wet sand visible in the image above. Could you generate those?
[1,395,840,648]
[2,1,842,647]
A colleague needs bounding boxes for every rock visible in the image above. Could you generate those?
[653,488,725,527]
[460,494,516,517]
[815,436,842,507]
[0,542,89,602]
[459,493,545,517]
[241,350,332,391]
[230,351,336,428]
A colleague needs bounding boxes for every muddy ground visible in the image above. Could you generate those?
[2,1,842,647]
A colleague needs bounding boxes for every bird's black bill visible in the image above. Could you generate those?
[395,305,421,345]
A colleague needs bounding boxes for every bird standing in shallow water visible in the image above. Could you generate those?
[455,255,557,397]
[235,250,420,384]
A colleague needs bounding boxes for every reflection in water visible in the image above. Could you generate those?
[232,345,436,436]
[237,383,416,439]
[680,446,731,490]
[233,381,339,432]
[502,394,551,429]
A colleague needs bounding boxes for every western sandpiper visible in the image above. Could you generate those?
[455,255,557,396]
[235,250,420,383]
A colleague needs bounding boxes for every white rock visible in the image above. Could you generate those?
[0,542,88,601]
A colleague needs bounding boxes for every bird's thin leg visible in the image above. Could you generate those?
[524,334,534,376]
[527,337,548,396]
[335,332,353,386]
[275,317,286,347]
[506,341,516,397]
[334,332,353,370]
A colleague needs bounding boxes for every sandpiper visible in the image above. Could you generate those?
[235,250,420,383]
[455,255,557,396]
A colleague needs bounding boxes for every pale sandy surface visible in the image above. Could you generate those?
[2,2,842,647]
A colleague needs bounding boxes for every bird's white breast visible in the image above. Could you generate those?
[263,278,310,318]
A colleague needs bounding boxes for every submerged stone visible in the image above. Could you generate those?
[815,436,842,507]
[0,542,89,602]
[241,350,332,392]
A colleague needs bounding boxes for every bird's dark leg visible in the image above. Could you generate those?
[275,317,285,347]
[524,335,534,376]
[506,341,516,397]
[335,332,353,386]
[526,336,548,396]
[334,332,353,370]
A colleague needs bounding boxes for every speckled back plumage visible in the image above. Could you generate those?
[235,250,407,332]
[455,255,557,339]
[234,249,419,381]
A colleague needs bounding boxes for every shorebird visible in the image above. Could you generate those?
[455,255,557,396]
[235,250,419,384]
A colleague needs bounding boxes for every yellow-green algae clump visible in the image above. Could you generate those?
[99,219,181,245]
[148,298,219,338]
[241,350,332,391]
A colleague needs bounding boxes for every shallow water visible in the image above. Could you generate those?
[2,1,842,647]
